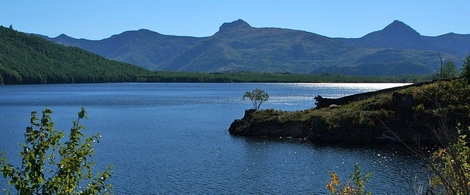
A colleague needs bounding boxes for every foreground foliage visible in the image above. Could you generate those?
[427,126,470,194]
[326,164,372,195]
[417,54,470,193]
[0,108,112,194]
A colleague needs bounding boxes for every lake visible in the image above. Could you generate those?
[0,83,427,194]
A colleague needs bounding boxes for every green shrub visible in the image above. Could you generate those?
[0,108,112,194]
[427,125,470,194]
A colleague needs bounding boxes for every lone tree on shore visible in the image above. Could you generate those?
[243,88,269,111]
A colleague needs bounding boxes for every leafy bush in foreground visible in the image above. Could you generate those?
[0,108,112,194]
[326,164,372,195]
[427,125,470,194]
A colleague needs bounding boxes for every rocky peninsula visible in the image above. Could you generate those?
[229,78,469,146]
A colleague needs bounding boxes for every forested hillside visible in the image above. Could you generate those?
[0,26,153,84]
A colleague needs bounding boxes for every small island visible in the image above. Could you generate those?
[229,77,470,147]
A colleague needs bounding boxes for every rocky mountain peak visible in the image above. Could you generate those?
[56,33,72,39]
[218,19,251,32]
[381,20,421,37]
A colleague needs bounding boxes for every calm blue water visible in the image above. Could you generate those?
[0,83,427,194]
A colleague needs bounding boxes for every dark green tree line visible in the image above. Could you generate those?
[0,26,151,84]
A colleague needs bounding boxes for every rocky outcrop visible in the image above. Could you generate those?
[228,81,455,146]
[229,109,314,139]
[228,109,393,144]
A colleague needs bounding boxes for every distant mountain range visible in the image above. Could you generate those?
[42,19,470,76]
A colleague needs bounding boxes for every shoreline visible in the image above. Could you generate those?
[228,78,461,148]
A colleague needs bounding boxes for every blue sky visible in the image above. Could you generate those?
[1,1,469,40]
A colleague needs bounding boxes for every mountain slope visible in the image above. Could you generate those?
[159,19,361,72]
[47,29,204,70]
[423,33,470,55]
[0,26,152,84]
[336,20,465,56]
[337,20,445,51]
[161,20,461,75]
[42,19,469,76]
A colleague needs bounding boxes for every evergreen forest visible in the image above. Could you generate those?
[0,26,153,84]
